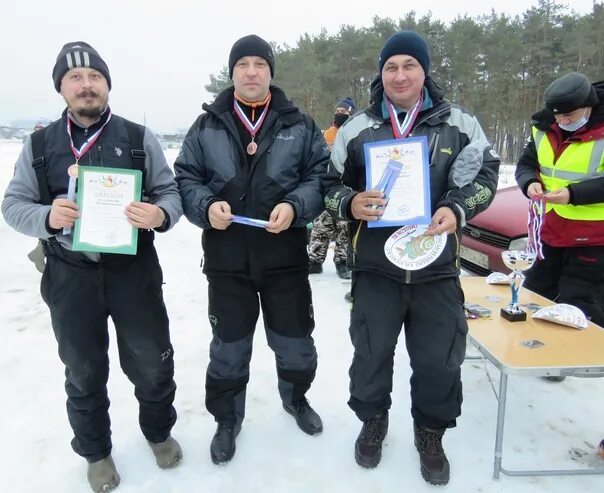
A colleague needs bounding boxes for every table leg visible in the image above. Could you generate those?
[493,372,508,480]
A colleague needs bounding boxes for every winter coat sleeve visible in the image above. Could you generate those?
[322,120,359,221]
[280,115,330,227]
[173,116,220,230]
[1,136,55,239]
[142,129,183,232]
[568,176,604,205]
[435,114,500,225]
[515,134,542,197]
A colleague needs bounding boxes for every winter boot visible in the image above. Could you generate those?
[147,435,183,469]
[354,412,389,468]
[335,263,352,279]
[87,455,120,493]
[283,398,323,435]
[414,422,450,485]
[308,262,323,274]
[210,423,241,465]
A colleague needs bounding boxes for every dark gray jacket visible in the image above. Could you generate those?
[174,86,329,278]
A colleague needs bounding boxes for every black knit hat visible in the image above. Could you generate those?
[336,97,356,114]
[378,31,430,75]
[52,41,111,93]
[544,72,599,114]
[228,35,275,78]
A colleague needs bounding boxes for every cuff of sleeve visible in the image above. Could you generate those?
[45,212,61,235]
[154,207,170,232]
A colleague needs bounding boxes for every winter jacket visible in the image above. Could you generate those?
[174,86,329,278]
[1,109,182,262]
[515,80,604,247]
[323,76,500,284]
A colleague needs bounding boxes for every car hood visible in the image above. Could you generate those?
[468,187,529,237]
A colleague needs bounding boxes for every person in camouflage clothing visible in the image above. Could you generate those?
[308,97,356,279]
[308,209,351,278]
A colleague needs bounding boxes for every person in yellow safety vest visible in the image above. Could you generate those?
[515,72,604,327]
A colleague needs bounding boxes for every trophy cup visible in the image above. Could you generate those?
[500,250,537,322]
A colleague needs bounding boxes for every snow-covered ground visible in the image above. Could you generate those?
[1,140,603,492]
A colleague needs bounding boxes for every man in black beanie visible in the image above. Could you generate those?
[322,30,500,484]
[175,34,329,465]
[2,41,183,492]
[516,72,604,329]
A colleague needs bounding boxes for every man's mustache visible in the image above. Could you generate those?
[77,90,99,98]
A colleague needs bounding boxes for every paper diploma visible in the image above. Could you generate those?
[363,136,431,228]
[72,166,142,255]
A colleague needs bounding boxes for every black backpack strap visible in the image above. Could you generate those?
[30,127,52,206]
[124,119,146,178]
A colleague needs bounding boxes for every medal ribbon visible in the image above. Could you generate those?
[527,197,545,259]
[233,93,271,139]
[385,93,424,139]
[66,110,112,163]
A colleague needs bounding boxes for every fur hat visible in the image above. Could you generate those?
[544,72,599,114]
[378,31,430,74]
[228,35,275,78]
[52,41,111,93]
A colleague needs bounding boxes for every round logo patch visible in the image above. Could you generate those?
[384,224,447,270]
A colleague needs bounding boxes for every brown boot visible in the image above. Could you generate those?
[148,436,183,469]
[87,455,120,492]
[414,422,450,485]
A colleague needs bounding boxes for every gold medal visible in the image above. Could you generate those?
[246,141,258,155]
[67,163,79,178]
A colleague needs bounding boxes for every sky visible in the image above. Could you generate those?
[1,0,598,132]
[1,140,604,491]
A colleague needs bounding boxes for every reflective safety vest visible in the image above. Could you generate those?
[533,126,604,220]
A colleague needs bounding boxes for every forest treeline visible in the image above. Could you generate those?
[206,0,604,163]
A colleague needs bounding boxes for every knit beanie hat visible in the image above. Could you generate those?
[228,35,275,78]
[52,41,111,93]
[544,72,599,114]
[378,31,430,75]
[336,97,356,114]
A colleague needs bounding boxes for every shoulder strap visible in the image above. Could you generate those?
[124,119,146,174]
[30,127,52,206]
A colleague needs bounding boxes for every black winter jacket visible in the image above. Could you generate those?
[323,76,500,284]
[175,86,329,278]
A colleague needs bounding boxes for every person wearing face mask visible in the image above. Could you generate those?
[308,97,356,279]
[516,71,604,327]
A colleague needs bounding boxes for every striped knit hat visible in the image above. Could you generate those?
[52,41,111,92]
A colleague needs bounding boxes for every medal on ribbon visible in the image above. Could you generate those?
[233,93,271,155]
[527,197,545,259]
[63,110,112,234]
[385,92,424,140]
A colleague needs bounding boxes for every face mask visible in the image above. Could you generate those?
[558,109,589,132]
[333,113,349,128]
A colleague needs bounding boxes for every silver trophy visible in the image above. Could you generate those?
[500,250,536,322]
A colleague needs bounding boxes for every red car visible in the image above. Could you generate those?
[460,186,530,274]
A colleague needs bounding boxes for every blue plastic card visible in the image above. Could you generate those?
[232,215,270,228]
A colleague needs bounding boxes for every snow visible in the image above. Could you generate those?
[0,140,603,492]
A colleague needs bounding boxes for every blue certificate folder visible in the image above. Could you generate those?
[363,136,431,228]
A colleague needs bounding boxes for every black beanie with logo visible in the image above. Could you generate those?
[52,41,111,92]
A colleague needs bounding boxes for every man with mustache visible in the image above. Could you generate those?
[2,41,183,492]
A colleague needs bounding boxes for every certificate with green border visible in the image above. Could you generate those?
[72,166,142,255]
